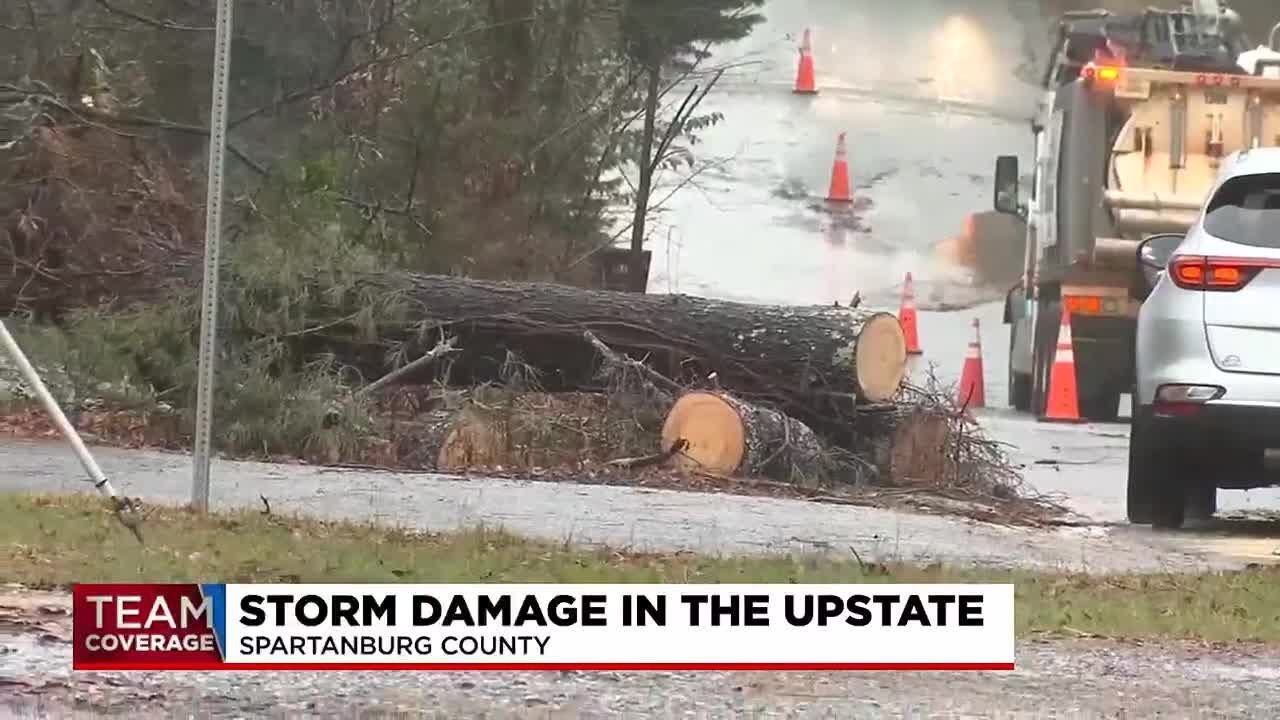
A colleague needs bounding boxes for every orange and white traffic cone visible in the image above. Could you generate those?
[957,317,985,408]
[899,272,922,355]
[794,29,818,94]
[1040,307,1083,423]
[826,132,852,203]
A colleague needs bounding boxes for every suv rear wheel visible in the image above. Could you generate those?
[1129,407,1213,529]
[1126,409,1158,524]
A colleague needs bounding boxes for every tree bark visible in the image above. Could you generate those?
[661,391,828,484]
[432,390,657,472]
[323,273,909,446]
[850,404,957,486]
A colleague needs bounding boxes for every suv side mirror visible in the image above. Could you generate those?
[1138,233,1183,270]
[1135,232,1184,298]
[994,155,1021,217]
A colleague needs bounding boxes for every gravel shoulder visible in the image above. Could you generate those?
[3,585,1278,719]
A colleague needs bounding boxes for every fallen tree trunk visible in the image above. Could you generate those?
[323,273,909,444]
[851,404,956,486]
[660,391,828,484]
[383,409,456,470]
[431,390,659,473]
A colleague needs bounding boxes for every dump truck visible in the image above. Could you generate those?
[992,2,1280,421]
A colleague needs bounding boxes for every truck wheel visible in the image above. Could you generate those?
[1010,372,1032,411]
[1031,298,1061,416]
[1080,388,1121,423]
[1008,330,1032,411]
[1187,481,1217,523]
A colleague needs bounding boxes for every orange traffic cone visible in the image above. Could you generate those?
[957,318,985,408]
[899,272,922,355]
[826,132,852,203]
[1040,307,1084,423]
[794,29,818,94]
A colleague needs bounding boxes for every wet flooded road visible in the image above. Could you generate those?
[643,0,1280,304]
[645,0,1049,306]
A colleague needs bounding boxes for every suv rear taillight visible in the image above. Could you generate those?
[1154,384,1225,417]
[1168,255,1280,291]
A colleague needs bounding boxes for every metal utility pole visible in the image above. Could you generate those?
[192,0,235,512]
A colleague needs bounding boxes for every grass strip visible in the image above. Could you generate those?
[3,493,1278,643]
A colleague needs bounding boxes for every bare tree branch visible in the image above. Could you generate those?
[93,0,212,32]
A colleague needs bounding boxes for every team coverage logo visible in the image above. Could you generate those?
[74,584,225,669]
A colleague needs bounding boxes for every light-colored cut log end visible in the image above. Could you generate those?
[854,312,908,402]
[437,417,502,471]
[660,391,746,475]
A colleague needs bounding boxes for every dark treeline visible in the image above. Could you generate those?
[0,0,764,318]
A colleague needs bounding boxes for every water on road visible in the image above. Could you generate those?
[644,0,1046,306]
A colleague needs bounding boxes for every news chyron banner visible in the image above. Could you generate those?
[72,583,1015,671]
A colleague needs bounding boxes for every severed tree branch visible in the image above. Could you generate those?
[361,335,459,396]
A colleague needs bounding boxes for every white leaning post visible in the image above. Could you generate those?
[0,320,120,497]
[192,0,236,512]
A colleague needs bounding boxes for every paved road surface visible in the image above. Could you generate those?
[0,428,1232,574]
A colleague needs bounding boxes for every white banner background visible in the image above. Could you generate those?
[222,583,1015,666]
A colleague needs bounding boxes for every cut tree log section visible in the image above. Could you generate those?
[661,391,828,484]
[328,274,910,443]
[850,402,958,486]
[431,391,659,473]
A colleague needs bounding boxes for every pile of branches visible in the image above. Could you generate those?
[0,109,202,320]
[858,375,1022,492]
[359,328,1039,517]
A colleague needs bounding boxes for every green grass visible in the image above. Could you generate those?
[4,493,1280,643]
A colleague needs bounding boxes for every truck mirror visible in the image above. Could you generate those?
[994,156,1020,216]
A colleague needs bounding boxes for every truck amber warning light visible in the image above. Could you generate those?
[1064,294,1103,315]
[1082,63,1121,82]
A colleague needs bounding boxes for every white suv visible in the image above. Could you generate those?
[1131,147,1280,529]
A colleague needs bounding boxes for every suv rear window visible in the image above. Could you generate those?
[1203,173,1280,248]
